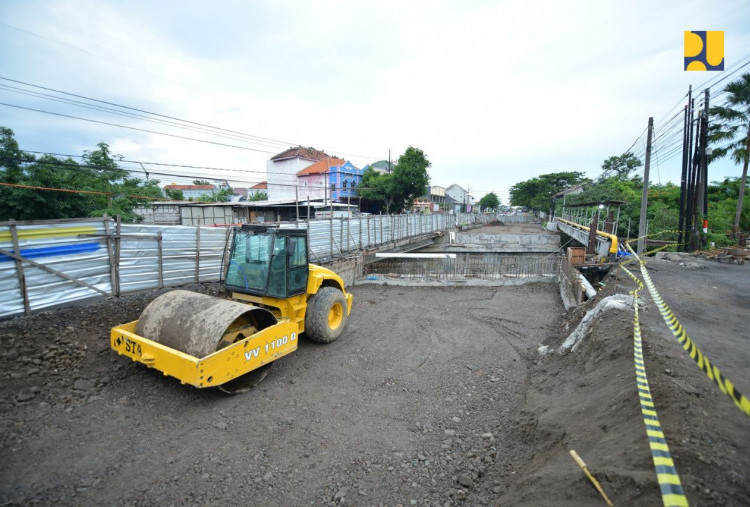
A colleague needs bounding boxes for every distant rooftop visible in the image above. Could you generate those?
[368,160,392,172]
[271,146,329,162]
[297,157,346,176]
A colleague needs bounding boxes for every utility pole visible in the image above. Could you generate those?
[700,89,710,245]
[685,97,697,250]
[295,185,299,226]
[678,86,690,251]
[138,162,150,181]
[637,117,654,255]
[734,125,750,233]
[686,92,709,252]
[586,207,600,255]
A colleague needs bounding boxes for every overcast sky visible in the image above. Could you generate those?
[1,0,749,203]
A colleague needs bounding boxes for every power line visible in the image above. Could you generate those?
[624,50,750,150]
[0,22,213,97]
[0,181,165,200]
[0,83,294,151]
[624,127,648,156]
[0,76,382,161]
[21,149,380,182]
[694,51,750,95]
[0,76,294,147]
[9,157,384,193]
[1,102,279,154]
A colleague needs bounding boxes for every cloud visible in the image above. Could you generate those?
[1,0,749,204]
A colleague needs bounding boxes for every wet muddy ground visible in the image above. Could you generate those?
[1,232,748,505]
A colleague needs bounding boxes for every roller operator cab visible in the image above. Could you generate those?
[110,225,352,393]
[225,225,311,299]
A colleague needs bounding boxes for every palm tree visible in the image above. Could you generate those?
[709,73,750,232]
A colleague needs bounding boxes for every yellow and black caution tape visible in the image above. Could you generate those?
[620,263,643,289]
[644,242,685,257]
[626,229,683,245]
[626,244,750,417]
[631,283,689,507]
[622,263,688,505]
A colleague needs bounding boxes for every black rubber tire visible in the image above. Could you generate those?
[305,286,348,343]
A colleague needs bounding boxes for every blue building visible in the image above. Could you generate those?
[329,161,363,202]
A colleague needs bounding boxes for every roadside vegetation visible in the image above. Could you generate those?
[509,73,750,248]
[0,127,164,222]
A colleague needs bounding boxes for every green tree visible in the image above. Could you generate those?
[0,126,33,183]
[357,167,389,213]
[204,186,233,202]
[390,146,431,213]
[598,153,642,181]
[0,127,164,221]
[709,72,750,231]
[510,171,589,212]
[82,142,129,213]
[193,179,211,185]
[478,192,500,211]
[26,155,96,218]
[1,127,39,219]
[164,187,184,200]
[357,147,430,214]
[249,191,267,201]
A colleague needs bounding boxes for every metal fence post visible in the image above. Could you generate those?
[115,216,122,296]
[195,225,201,282]
[157,231,164,289]
[9,221,31,315]
[329,215,334,257]
[103,217,117,295]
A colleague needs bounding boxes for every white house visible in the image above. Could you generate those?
[296,157,345,201]
[267,146,330,201]
[446,184,475,212]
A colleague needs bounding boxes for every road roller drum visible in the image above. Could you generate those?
[135,290,277,358]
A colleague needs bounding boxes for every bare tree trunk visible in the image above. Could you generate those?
[733,125,750,232]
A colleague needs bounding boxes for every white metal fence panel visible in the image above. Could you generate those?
[0,213,485,318]
[0,219,113,318]
[117,224,229,293]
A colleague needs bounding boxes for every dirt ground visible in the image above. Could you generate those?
[1,237,749,505]
[502,254,750,506]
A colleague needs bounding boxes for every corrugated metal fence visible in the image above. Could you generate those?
[0,213,487,318]
[289,212,488,261]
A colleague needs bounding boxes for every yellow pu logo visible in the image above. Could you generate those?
[684,31,724,71]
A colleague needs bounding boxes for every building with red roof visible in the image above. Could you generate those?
[267,146,329,200]
[295,157,344,201]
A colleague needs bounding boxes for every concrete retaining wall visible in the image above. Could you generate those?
[451,232,560,253]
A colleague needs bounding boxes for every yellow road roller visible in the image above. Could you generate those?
[110,225,353,392]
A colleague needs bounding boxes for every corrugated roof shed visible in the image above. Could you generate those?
[164,184,214,190]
